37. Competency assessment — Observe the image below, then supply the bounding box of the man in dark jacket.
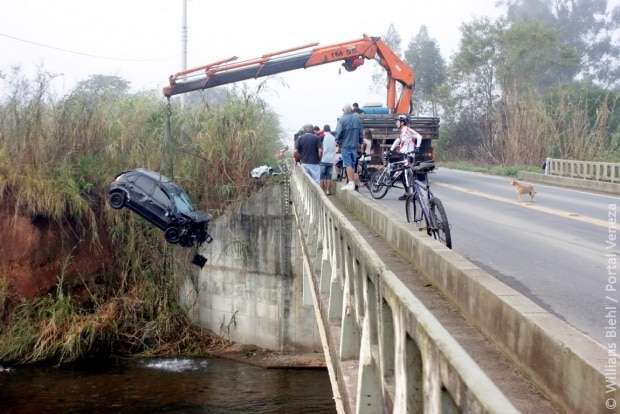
[295,124,323,183]
[335,104,363,191]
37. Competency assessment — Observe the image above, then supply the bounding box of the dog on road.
[511,179,536,201]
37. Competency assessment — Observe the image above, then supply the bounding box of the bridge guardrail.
[291,167,518,414]
[336,176,612,414]
[545,157,620,182]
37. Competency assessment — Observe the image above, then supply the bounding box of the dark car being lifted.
[108,169,212,247]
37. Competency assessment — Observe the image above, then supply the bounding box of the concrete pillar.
[340,246,360,360]
[381,298,396,399]
[393,306,408,414]
[311,209,324,274]
[319,215,332,295]
[422,339,441,414]
[302,256,313,307]
[405,333,424,413]
[355,313,384,414]
[353,259,365,325]
[364,276,379,346]
[328,229,343,321]
[326,220,339,297]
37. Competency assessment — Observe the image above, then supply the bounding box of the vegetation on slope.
[0,70,281,364]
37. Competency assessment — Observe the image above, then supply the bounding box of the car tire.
[109,191,126,209]
[165,227,181,244]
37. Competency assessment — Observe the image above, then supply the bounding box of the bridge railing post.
[340,243,361,360]
[319,212,332,294]
[353,259,365,329]
[328,226,344,322]
[355,311,384,413]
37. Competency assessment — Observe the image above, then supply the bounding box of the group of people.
[294,103,424,199]
[294,103,364,195]
[294,123,338,194]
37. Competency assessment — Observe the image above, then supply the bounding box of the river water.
[0,357,336,414]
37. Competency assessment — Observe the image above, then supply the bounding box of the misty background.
[1,0,619,162]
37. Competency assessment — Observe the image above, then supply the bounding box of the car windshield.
[172,191,194,215]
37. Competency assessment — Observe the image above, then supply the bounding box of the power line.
[0,32,173,62]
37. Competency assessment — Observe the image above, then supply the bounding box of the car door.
[147,185,172,229]
[130,176,159,224]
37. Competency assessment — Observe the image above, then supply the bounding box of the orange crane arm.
[164,35,416,114]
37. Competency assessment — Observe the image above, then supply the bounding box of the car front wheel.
[164,227,181,244]
[109,191,126,209]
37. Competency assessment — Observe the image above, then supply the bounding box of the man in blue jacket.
[335,104,363,191]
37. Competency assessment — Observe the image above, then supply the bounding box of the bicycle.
[404,160,452,248]
[357,152,375,186]
[368,150,412,199]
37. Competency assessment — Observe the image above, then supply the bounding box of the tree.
[404,26,447,116]
[501,0,620,87]
[372,24,402,92]
[445,18,505,160]
[73,75,130,99]
[496,20,579,93]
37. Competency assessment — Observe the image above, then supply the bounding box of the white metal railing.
[290,166,517,414]
[545,157,620,182]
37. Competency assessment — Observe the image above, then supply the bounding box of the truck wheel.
[165,227,180,244]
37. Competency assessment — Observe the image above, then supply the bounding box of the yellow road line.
[435,182,609,229]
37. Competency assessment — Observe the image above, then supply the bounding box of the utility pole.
[181,0,188,107]
[182,0,187,72]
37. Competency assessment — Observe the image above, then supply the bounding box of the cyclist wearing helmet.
[391,114,423,200]
[391,114,422,154]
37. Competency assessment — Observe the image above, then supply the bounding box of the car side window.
[134,176,156,195]
[152,187,171,207]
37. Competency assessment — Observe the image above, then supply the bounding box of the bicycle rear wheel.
[430,197,452,248]
[369,169,390,199]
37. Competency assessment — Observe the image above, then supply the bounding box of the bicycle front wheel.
[430,197,452,248]
[369,170,390,199]
[405,193,426,230]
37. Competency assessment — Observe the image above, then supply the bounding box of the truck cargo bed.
[360,115,439,163]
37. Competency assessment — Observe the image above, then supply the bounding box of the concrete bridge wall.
[180,183,321,352]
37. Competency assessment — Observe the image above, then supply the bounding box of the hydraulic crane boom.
[163,35,416,114]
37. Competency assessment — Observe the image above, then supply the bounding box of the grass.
[0,276,9,322]
[0,70,280,364]
[439,160,543,177]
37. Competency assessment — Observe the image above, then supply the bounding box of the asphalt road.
[359,168,619,345]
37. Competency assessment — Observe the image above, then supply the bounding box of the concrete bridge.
[181,166,615,414]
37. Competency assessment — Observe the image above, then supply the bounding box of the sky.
[0,0,514,138]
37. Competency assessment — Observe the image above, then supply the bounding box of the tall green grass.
[0,70,281,364]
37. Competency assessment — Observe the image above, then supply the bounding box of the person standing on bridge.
[320,124,337,195]
[295,124,323,184]
[336,104,363,191]
[391,114,423,200]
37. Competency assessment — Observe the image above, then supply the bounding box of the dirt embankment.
[0,206,113,301]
